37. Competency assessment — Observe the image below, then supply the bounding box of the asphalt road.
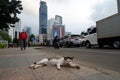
[38,46,120,73]
[1,47,120,80]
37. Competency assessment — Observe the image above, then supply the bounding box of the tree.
[80,31,88,36]
[0,32,12,42]
[0,0,23,30]
[13,38,18,44]
[87,28,92,33]
[29,34,35,41]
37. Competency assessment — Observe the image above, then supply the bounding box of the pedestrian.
[53,36,59,49]
[28,41,31,47]
[19,29,28,50]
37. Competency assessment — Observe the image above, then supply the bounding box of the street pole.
[117,0,120,13]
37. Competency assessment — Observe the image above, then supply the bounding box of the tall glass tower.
[39,1,47,34]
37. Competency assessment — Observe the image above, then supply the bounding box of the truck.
[85,13,120,49]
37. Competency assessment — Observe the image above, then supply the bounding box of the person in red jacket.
[19,29,28,50]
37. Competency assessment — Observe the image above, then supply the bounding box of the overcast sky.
[19,0,118,35]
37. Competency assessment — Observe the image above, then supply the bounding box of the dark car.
[8,42,13,48]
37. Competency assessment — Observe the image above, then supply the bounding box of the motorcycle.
[53,42,59,49]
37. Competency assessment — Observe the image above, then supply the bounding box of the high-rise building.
[47,15,65,40]
[39,0,48,43]
[55,15,63,24]
[39,1,47,34]
[47,18,57,40]
[53,24,65,39]
[9,20,21,40]
[25,27,31,36]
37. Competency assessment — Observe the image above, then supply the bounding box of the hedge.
[0,44,7,48]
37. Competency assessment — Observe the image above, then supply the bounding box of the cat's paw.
[33,67,36,70]
[57,68,61,70]
[29,65,33,69]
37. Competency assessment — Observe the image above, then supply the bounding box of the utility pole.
[117,0,120,13]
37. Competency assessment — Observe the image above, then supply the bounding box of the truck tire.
[113,40,120,49]
[85,41,91,48]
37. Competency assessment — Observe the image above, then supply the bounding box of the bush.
[0,32,12,42]
[0,44,7,48]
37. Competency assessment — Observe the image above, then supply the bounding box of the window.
[89,27,96,34]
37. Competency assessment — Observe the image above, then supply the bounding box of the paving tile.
[0,66,35,80]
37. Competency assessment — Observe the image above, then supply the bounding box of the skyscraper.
[55,15,63,24]
[53,24,65,39]
[39,0,47,34]
[47,18,57,40]
[9,20,21,40]
[25,27,31,36]
[47,15,65,40]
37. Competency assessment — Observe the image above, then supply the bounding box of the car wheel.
[113,40,120,49]
[82,42,85,46]
[66,42,69,47]
[85,41,91,48]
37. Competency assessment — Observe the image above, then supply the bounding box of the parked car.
[8,42,13,48]
[79,36,86,46]
[60,35,81,47]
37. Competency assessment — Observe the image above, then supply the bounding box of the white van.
[85,27,98,48]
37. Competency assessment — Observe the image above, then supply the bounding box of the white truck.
[85,13,120,48]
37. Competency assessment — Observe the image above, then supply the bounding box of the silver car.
[60,35,81,47]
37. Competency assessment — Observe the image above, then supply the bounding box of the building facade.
[39,1,47,34]
[47,18,57,40]
[55,15,63,24]
[25,27,31,36]
[9,20,21,40]
[53,24,65,39]
[47,15,65,40]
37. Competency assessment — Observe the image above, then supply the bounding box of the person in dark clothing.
[53,36,59,49]
[28,41,31,47]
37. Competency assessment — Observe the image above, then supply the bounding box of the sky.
[19,0,118,35]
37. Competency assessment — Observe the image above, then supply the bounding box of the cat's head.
[64,56,74,64]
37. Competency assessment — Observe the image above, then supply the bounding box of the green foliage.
[80,31,88,36]
[0,32,12,42]
[0,44,7,48]
[87,28,92,33]
[29,34,35,41]
[13,38,19,47]
[0,0,23,30]
[13,38,18,44]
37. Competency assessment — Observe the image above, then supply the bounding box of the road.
[38,47,120,73]
[0,47,120,80]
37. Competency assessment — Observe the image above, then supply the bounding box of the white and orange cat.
[29,56,80,70]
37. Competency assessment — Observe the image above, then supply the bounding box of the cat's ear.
[63,56,67,60]
[71,56,74,60]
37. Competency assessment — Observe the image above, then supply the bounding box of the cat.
[29,56,80,70]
